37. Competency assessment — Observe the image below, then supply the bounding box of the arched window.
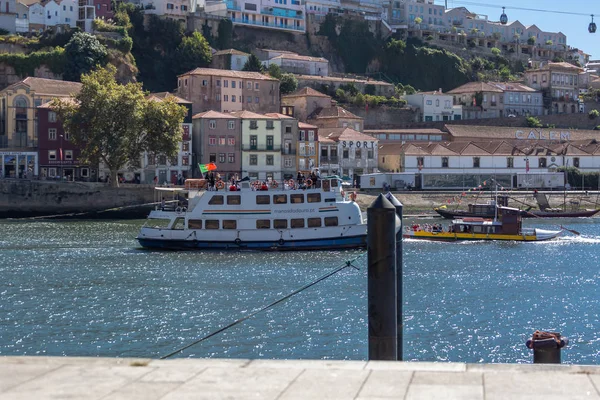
[14,97,28,109]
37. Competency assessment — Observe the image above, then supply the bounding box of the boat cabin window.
[274,219,287,229]
[324,198,336,203]
[472,226,484,234]
[227,195,241,205]
[322,180,331,191]
[208,195,224,205]
[273,194,287,204]
[324,217,338,227]
[256,219,271,229]
[172,218,185,230]
[331,179,339,187]
[291,218,304,228]
[222,220,237,229]
[307,193,321,203]
[290,194,304,204]
[188,219,202,229]
[307,218,321,228]
[256,195,270,205]
[205,220,219,229]
[144,218,171,229]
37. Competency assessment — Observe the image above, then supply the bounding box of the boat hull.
[525,209,600,218]
[436,208,600,219]
[137,235,367,251]
[403,228,561,242]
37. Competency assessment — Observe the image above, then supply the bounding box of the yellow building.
[0,77,81,178]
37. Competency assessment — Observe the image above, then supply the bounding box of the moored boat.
[406,206,563,242]
[137,176,397,251]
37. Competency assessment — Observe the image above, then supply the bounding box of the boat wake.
[551,235,600,245]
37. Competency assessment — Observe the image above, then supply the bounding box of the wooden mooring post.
[386,192,404,361]
[367,194,398,360]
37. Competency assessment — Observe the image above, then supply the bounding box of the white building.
[261,52,329,76]
[224,0,305,33]
[0,0,17,33]
[405,90,462,122]
[140,0,190,21]
[318,127,378,179]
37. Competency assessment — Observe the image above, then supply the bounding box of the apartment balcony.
[320,156,338,164]
[230,17,305,32]
[242,145,278,151]
[262,7,303,19]
[226,0,240,10]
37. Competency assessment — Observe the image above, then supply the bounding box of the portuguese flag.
[198,162,217,174]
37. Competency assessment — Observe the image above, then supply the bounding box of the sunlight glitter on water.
[0,218,599,364]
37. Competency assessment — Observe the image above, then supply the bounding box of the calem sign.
[515,130,571,141]
[341,140,376,148]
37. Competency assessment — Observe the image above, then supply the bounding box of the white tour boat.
[137,176,386,250]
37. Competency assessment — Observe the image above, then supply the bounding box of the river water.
[1,217,599,364]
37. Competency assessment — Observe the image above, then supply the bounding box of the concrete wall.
[344,103,600,130]
[343,105,420,129]
[0,181,155,217]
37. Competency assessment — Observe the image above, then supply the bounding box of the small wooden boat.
[435,194,600,219]
[406,206,563,242]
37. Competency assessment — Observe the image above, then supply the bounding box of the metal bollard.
[367,194,398,361]
[385,192,403,361]
[526,330,568,364]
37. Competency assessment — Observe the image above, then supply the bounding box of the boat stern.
[534,228,563,241]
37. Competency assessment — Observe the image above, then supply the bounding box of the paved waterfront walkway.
[2,356,600,399]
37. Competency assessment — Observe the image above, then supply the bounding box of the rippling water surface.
[1,217,599,364]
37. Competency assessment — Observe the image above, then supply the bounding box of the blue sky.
[440,0,600,59]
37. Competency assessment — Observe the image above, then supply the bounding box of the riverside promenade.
[2,357,600,399]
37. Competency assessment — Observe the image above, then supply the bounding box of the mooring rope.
[159,251,366,359]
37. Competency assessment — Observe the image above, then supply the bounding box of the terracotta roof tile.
[298,122,318,129]
[447,82,503,94]
[228,110,277,119]
[318,127,378,143]
[446,125,600,141]
[3,77,82,97]
[192,110,239,119]
[179,68,278,81]
[148,92,192,104]
[282,87,330,99]
[309,106,362,120]
[213,48,250,56]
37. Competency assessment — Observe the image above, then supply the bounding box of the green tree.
[267,63,282,79]
[414,17,422,25]
[175,31,212,74]
[404,84,416,95]
[280,73,298,95]
[491,47,501,56]
[353,92,365,106]
[527,36,536,46]
[545,40,553,45]
[217,19,233,49]
[52,65,187,187]
[589,109,600,119]
[526,116,543,128]
[63,32,108,82]
[242,54,264,72]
